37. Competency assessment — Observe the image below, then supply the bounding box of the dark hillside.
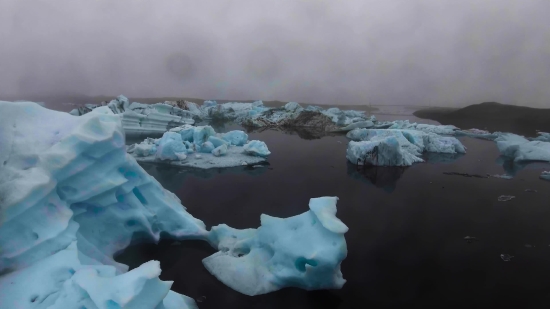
[414,102,550,136]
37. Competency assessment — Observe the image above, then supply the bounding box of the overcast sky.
[1,0,549,107]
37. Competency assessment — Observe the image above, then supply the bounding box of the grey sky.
[1,0,549,107]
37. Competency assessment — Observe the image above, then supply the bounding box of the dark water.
[116,123,550,309]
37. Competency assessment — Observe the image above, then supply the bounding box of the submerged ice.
[0,101,349,308]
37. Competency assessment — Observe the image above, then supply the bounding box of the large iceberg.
[495,133,550,163]
[0,101,348,308]
[69,95,195,134]
[128,125,271,168]
[346,129,466,166]
[204,197,348,296]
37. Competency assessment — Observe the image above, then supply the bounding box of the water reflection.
[243,126,342,140]
[139,162,269,192]
[423,152,465,164]
[496,156,550,176]
[347,162,407,193]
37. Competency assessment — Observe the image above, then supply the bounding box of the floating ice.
[243,140,271,157]
[204,197,348,296]
[533,132,550,142]
[500,254,514,262]
[346,129,466,166]
[240,103,370,132]
[456,128,503,140]
[130,126,269,168]
[492,174,513,180]
[498,195,515,202]
[381,120,459,135]
[495,133,550,163]
[541,171,550,181]
[0,101,349,308]
[69,95,195,133]
[222,130,249,146]
[0,101,206,308]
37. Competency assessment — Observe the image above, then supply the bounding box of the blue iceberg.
[346,129,466,166]
[204,197,348,296]
[130,126,271,168]
[0,101,349,308]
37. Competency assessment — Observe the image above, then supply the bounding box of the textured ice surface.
[0,102,349,308]
[243,140,271,157]
[456,128,503,140]
[222,130,249,146]
[204,197,348,296]
[495,133,550,162]
[239,102,369,132]
[346,129,466,166]
[69,95,195,134]
[381,120,459,135]
[0,101,205,308]
[533,132,550,142]
[130,126,270,168]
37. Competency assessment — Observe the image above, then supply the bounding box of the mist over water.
[1,0,550,107]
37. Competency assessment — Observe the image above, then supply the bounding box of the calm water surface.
[117,119,550,309]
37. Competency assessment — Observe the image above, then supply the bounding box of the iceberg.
[204,197,348,296]
[240,102,371,133]
[533,132,550,142]
[346,129,466,166]
[129,126,271,168]
[541,171,550,181]
[69,95,195,134]
[495,133,550,163]
[222,130,249,146]
[242,140,271,157]
[0,101,349,308]
[456,128,503,140]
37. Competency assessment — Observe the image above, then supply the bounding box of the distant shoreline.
[414,102,550,136]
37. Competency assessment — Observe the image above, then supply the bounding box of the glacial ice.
[455,128,503,140]
[533,132,550,142]
[495,133,550,162]
[0,101,349,308]
[204,197,348,296]
[346,129,466,166]
[129,126,271,168]
[222,130,249,146]
[69,95,195,134]
[379,120,459,135]
[239,101,371,132]
[242,140,271,157]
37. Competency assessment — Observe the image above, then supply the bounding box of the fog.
[1,0,549,107]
